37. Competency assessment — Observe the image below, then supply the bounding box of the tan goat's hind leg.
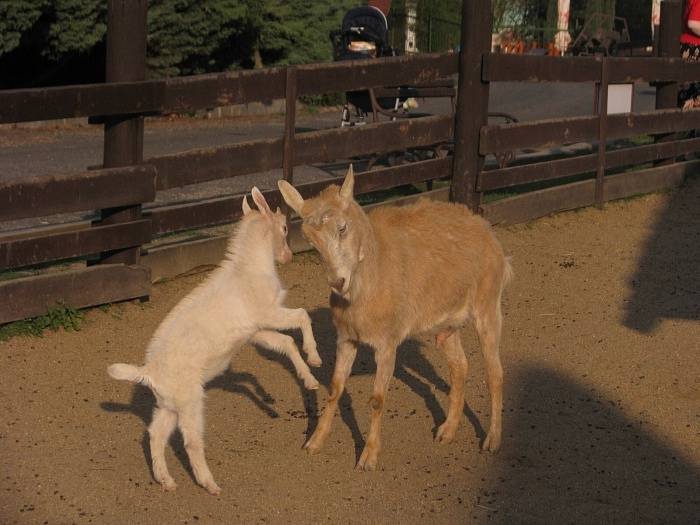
[475,305,504,452]
[149,407,178,491]
[357,347,397,471]
[250,330,319,390]
[435,332,468,444]
[177,399,221,495]
[304,340,357,454]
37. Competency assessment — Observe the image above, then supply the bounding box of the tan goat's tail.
[107,363,153,389]
[503,256,514,288]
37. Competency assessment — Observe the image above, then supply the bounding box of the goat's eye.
[338,223,348,236]
[282,225,288,236]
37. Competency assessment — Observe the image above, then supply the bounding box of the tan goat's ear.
[277,180,305,216]
[340,163,354,202]
[242,195,252,216]
[251,186,272,216]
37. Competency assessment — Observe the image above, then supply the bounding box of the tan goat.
[278,166,512,470]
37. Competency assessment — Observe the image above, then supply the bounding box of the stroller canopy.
[341,6,389,46]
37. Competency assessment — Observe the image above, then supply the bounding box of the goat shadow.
[100,305,487,472]
[268,307,486,463]
[100,370,279,483]
[623,174,700,332]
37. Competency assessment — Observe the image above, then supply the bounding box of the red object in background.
[369,0,392,16]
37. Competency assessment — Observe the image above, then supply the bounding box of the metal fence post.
[450,0,492,210]
[98,0,148,265]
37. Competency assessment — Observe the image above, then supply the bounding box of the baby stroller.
[330,5,408,126]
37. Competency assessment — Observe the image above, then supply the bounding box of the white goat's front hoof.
[159,478,177,492]
[305,349,322,368]
[204,481,221,496]
[303,375,320,390]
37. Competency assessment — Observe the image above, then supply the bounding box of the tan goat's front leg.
[264,308,321,367]
[304,340,357,454]
[356,345,397,471]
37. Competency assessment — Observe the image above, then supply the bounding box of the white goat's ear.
[242,195,252,216]
[277,180,305,216]
[275,206,282,215]
[251,186,272,216]
[340,164,354,202]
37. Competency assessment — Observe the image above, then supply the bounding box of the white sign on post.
[606,84,634,115]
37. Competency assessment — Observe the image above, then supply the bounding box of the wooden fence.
[1,0,699,324]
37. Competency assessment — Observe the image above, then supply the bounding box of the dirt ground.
[1,178,699,525]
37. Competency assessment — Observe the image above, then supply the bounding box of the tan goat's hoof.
[482,432,502,452]
[435,422,458,444]
[303,439,322,455]
[356,448,378,471]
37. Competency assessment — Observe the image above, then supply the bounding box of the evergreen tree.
[44,0,106,59]
[0,0,46,56]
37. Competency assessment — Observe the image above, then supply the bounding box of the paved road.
[0,82,657,232]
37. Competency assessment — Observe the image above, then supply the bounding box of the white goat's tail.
[503,256,514,288]
[107,363,152,389]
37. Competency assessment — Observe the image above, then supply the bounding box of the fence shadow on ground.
[100,370,278,484]
[624,175,700,332]
[481,366,700,523]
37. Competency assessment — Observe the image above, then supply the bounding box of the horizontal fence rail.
[480,107,700,154]
[479,136,700,191]
[148,157,453,235]
[0,165,156,221]
[0,219,151,271]
[483,54,700,83]
[0,264,150,324]
[150,115,453,190]
[0,53,458,124]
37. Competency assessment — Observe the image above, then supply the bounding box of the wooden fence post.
[595,57,609,207]
[656,0,681,110]
[282,66,297,214]
[450,0,492,210]
[97,0,148,265]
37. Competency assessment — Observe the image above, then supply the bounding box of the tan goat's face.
[243,187,293,264]
[278,166,363,296]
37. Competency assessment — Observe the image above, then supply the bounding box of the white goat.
[279,166,511,471]
[107,188,321,495]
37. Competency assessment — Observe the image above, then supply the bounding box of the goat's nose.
[329,277,345,292]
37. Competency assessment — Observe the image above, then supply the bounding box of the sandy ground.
[1,178,699,524]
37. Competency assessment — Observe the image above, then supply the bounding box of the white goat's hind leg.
[475,304,504,452]
[435,332,468,445]
[251,330,319,390]
[177,398,221,495]
[266,308,321,367]
[149,407,178,491]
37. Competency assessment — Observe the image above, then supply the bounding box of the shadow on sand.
[623,175,700,332]
[100,371,279,482]
[479,365,699,523]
